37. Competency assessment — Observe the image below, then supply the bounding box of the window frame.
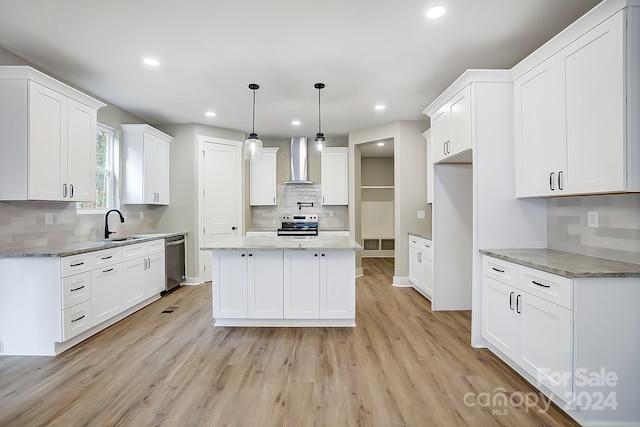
[76,123,119,215]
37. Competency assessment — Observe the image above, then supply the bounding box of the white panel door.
[66,98,96,202]
[248,251,283,318]
[202,141,242,282]
[213,251,248,318]
[514,57,565,197]
[319,251,355,319]
[482,277,520,360]
[563,11,625,194]
[520,292,573,403]
[284,251,320,318]
[28,81,66,200]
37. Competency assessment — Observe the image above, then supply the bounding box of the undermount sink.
[108,236,145,242]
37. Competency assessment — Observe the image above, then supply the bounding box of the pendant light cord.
[317,86,321,134]
[252,88,256,135]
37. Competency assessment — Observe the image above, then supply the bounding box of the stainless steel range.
[277,214,319,236]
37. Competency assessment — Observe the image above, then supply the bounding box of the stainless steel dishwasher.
[165,235,185,292]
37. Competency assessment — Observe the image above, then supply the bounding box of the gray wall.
[548,194,640,264]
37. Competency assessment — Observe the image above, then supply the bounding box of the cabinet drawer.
[409,235,426,248]
[90,248,121,269]
[61,254,91,277]
[121,243,145,261]
[520,267,573,309]
[62,300,92,341]
[146,239,165,255]
[62,272,91,309]
[483,256,515,286]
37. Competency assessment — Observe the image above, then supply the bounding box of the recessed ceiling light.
[426,6,446,19]
[374,104,386,111]
[205,111,216,117]
[377,142,385,147]
[143,57,160,67]
[291,120,301,126]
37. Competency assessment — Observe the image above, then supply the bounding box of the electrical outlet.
[417,210,426,219]
[588,211,599,228]
[139,212,144,220]
[45,213,53,225]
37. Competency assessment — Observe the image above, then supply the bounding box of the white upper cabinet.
[514,8,640,197]
[122,124,173,205]
[321,147,348,205]
[422,129,433,204]
[429,85,472,164]
[0,67,105,201]
[250,147,279,206]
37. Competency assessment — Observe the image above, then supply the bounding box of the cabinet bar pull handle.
[558,171,563,190]
[101,255,113,260]
[70,184,74,198]
[314,254,318,257]
[103,268,114,273]
[71,315,85,323]
[509,292,514,310]
[516,295,522,313]
[531,280,550,288]
[70,285,85,292]
[143,258,148,270]
[248,253,253,257]
[549,172,555,191]
[491,267,505,273]
[70,262,84,267]
[321,253,325,257]
[241,253,246,257]
[63,183,68,197]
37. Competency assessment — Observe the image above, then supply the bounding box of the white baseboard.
[393,276,411,287]
[355,267,363,277]
[183,276,204,285]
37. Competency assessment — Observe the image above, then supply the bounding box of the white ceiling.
[0,0,601,139]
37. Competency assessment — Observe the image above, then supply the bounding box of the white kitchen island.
[202,236,361,327]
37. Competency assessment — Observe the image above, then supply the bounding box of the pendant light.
[244,83,263,160]
[314,83,325,151]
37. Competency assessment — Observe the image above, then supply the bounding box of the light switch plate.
[417,210,426,219]
[139,212,144,220]
[45,213,53,225]
[588,211,599,228]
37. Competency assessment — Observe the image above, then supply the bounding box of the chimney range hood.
[283,137,314,184]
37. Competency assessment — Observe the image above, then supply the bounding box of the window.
[77,124,117,213]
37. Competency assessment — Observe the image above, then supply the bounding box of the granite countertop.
[480,248,640,278]
[202,236,362,251]
[409,231,432,241]
[0,232,188,258]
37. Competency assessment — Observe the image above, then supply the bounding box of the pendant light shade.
[314,83,325,151]
[244,83,263,160]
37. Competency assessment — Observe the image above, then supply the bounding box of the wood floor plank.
[0,258,577,426]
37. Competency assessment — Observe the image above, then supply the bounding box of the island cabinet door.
[213,251,248,318]
[284,251,320,318]
[248,251,284,319]
[319,251,355,319]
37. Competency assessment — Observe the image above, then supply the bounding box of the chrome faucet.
[104,209,125,239]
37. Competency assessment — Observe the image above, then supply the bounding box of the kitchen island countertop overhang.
[203,236,361,327]
[201,235,362,252]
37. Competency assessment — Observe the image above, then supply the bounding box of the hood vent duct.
[284,137,314,184]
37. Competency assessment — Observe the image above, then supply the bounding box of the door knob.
[232,226,236,230]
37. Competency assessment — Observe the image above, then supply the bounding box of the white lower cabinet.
[482,258,573,403]
[122,241,166,310]
[284,251,320,318]
[212,249,356,325]
[408,235,433,300]
[122,257,147,310]
[319,251,355,319]
[91,263,123,326]
[213,251,249,318]
[248,251,284,319]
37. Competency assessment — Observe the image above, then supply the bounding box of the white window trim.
[77,123,120,215]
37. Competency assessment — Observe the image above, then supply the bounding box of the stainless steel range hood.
[283,136,314,184]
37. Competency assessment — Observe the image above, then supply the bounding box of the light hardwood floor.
[0,258,577,426]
